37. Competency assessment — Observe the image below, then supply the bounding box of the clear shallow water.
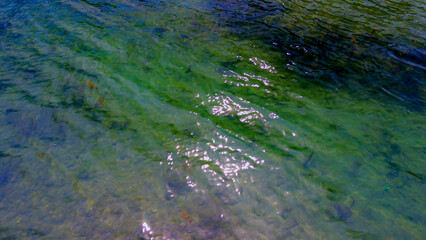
[0,0,425,239]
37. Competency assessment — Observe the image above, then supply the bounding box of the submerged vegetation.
[0,0,424,239]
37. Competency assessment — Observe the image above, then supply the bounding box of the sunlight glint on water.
[0,0,424,239]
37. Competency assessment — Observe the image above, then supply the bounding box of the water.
[0,0,425,239]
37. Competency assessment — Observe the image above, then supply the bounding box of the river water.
[0,0,425,239]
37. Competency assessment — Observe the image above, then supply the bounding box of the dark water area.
[0,0,425,239]
[207,0,425,109]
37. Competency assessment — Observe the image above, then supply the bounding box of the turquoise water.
[0,0,425,239]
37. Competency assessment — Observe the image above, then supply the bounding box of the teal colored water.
[0,0,425,239]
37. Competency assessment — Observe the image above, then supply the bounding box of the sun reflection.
[207,93,267,125]
[166,128,266,193]
[186,176,197,188]
[269,113,279,119]
[249,57,277,73]
[168,92,298,194]
[221,69,273,88]
[141,221,155,239]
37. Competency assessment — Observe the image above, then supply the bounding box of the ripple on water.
[0,0,425,239]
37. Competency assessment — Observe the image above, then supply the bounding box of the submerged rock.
[332,203,353,221]
[326,197,355,222]
[152,27,169,35]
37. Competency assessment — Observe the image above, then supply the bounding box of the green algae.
[0,0,424,239]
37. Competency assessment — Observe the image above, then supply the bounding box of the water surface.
[0,0,425,239]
